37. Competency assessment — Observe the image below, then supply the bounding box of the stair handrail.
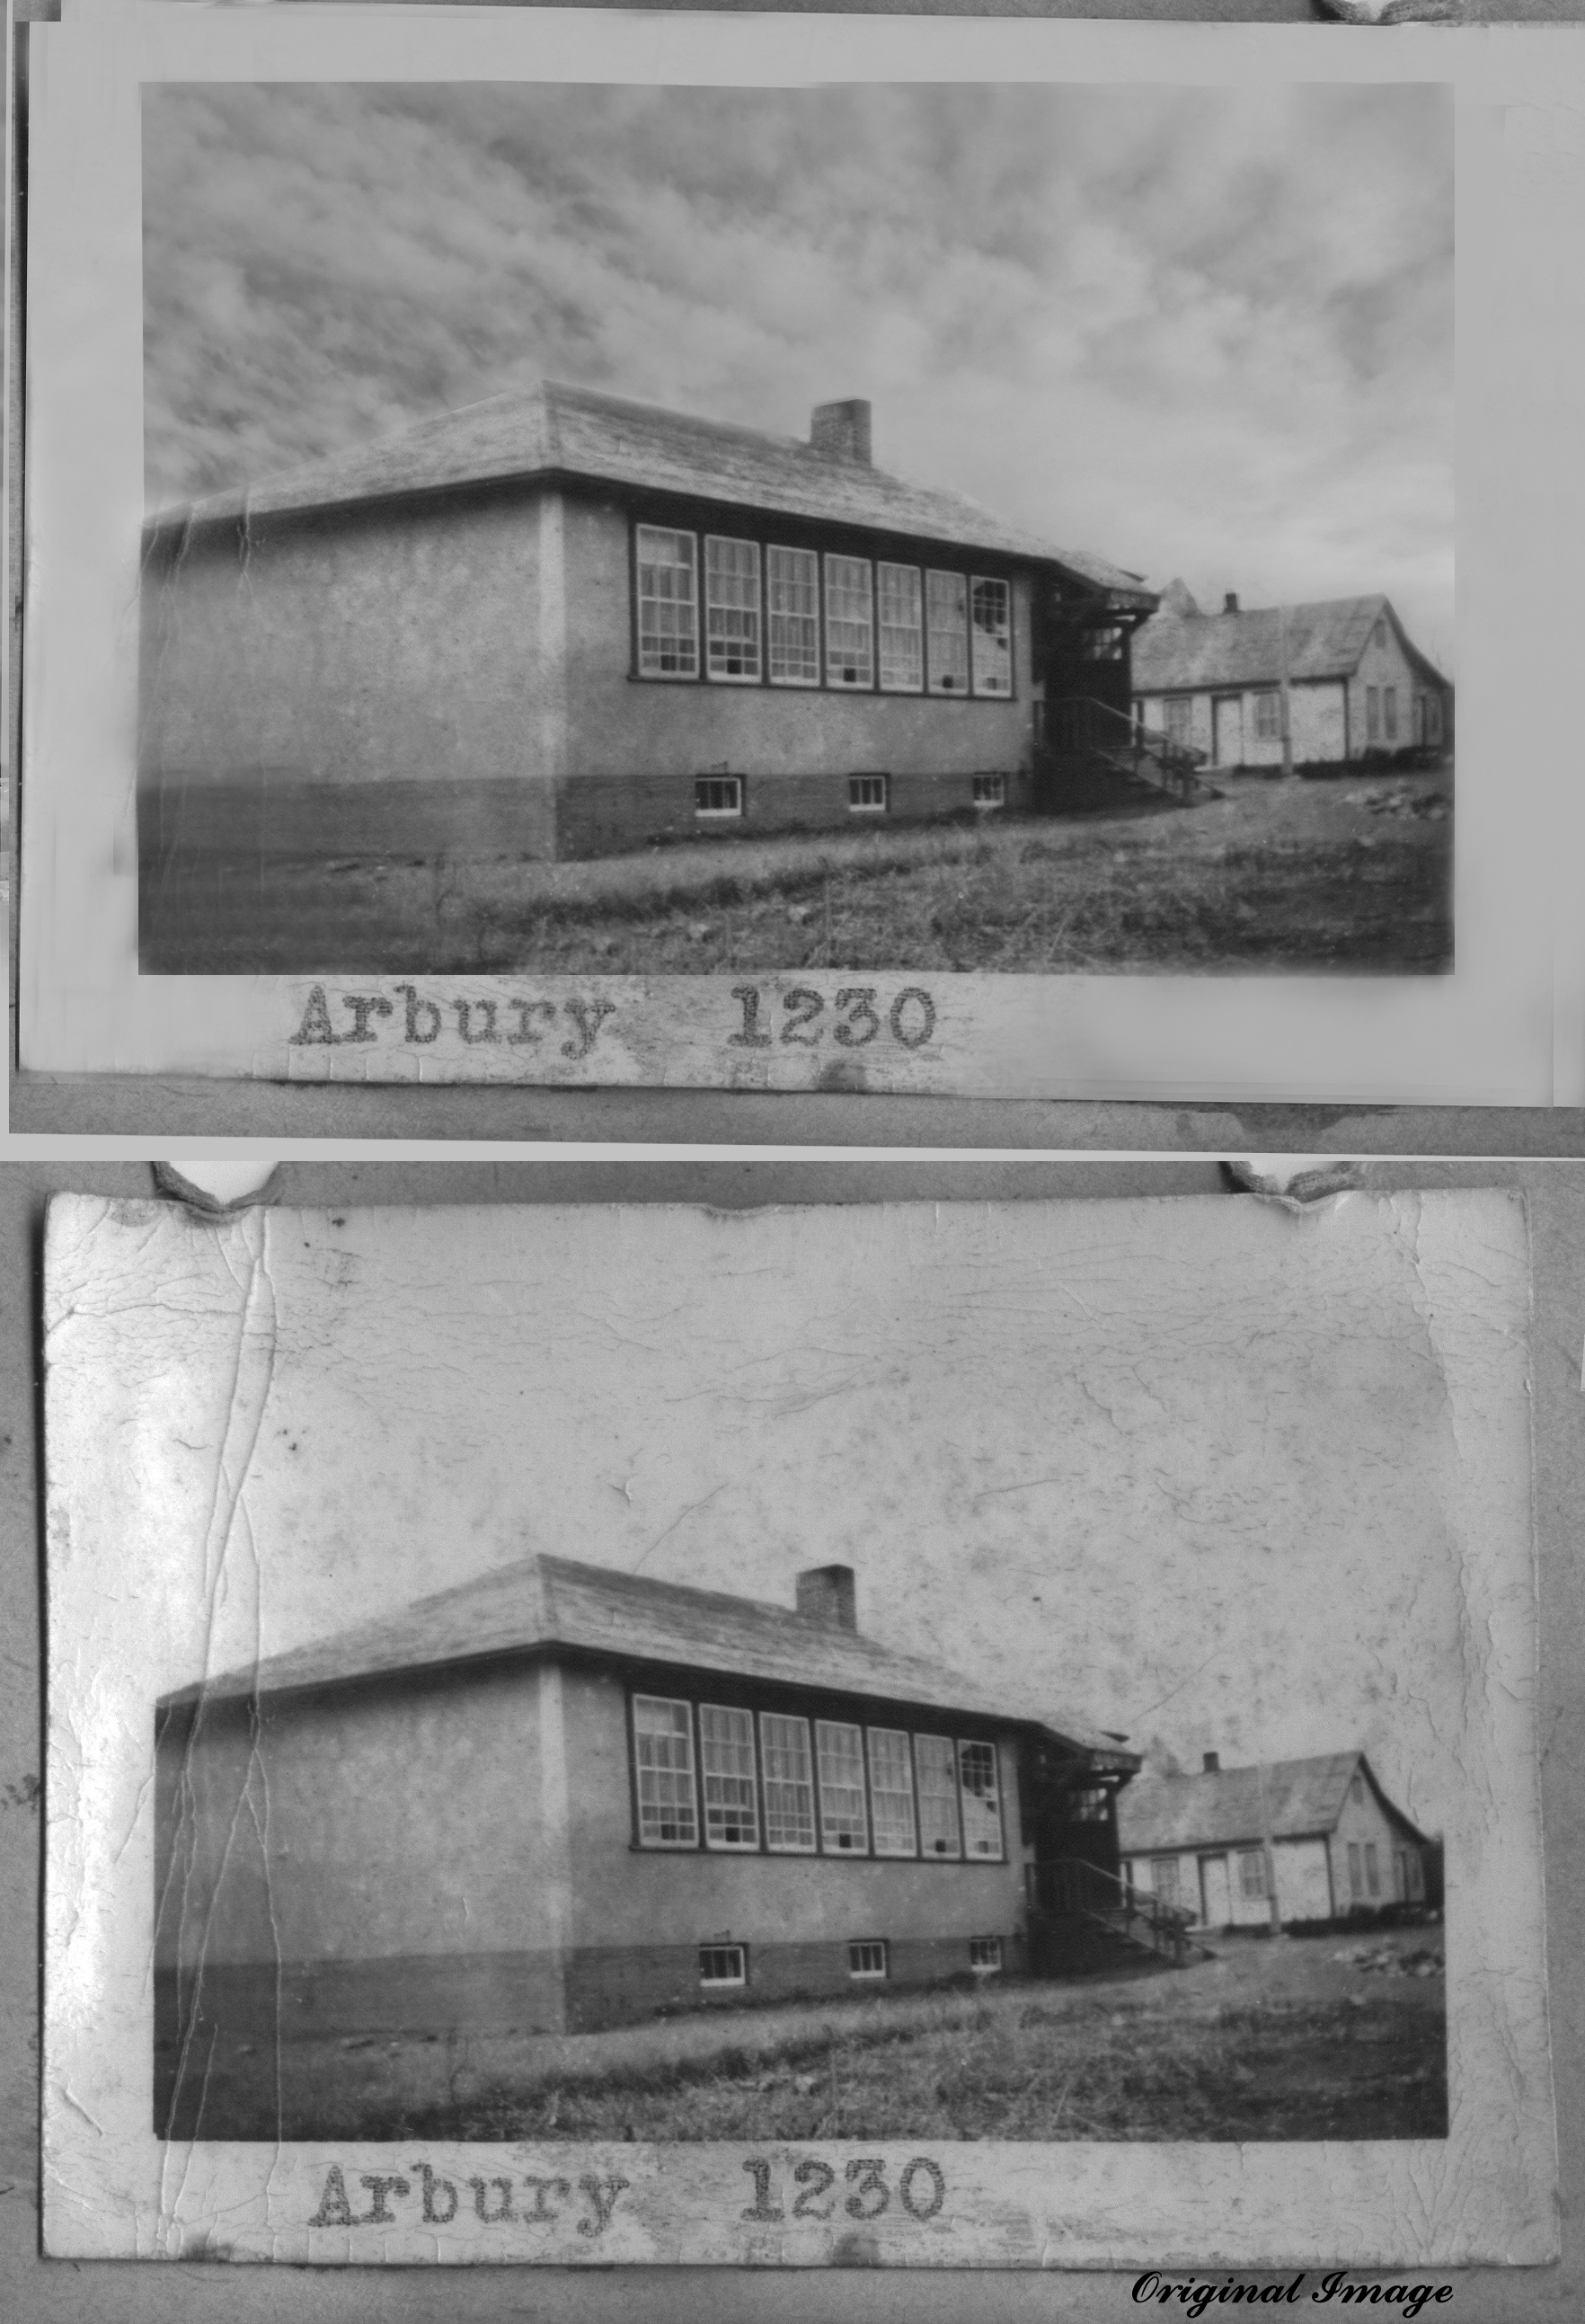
[1026,1856,1197,1963]
[1051,693,1209,778]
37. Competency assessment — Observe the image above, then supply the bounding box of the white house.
[1118,1750,1432,1932]
[1131,584,1453,772]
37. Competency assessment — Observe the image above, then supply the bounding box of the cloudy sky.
[145,80,1454,665]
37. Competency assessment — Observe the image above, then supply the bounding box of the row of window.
[692,771,1005,822]
[1366,687,1399,744]
[1156,687,1442,750]
[632,1694,1005,1861]
[635,525,1014,699]
[1146,1849,1268,1906]
[1143,1836,1420,1910]
[697,1936,1004,1989]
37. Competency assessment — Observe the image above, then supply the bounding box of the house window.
[878,563,924,692]
[1350,1776,1364,1805]
[1364,1842,1380,1898]
[848,775,889,812]
[1151,1856,1182,1904]
[1366,687,1381,742]
[1239,1849,1267,1900]
[1373,618,1386,648]
[848,1940,889,1980]
[699,1704,758,1849]
[633,1694,698,1848]
[972,774,1005,808]
[825,554,874,688]
[914,1734,962,1858]
[695,776,743,819]
[635,526,698,679]
[1426,696,1442,744]
[760,1711,817,1853]
[867,1728,917,1858]
[969,1937,1003,1974]
[1347,1841,1364,1900]
[815,1719,869,1851]
[1383,687,1398,742]
[704,536,761,683]
[970,578,1012,696]
[1253,691,1280,741]
[926,572,970,695]
[699,1945,747,1988]
[1405,1852,1425,1903]
[1164,696,1193,746]
[767,545,820,687]
[957,1740,1004,1861]
[1082,625,1125,661]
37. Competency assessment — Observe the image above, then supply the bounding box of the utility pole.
[1277,600,1295,779]
[1256,1755,1284,1935]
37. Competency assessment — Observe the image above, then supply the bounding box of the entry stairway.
[1025,1858,1202,1976]
[1048,696,1221,808]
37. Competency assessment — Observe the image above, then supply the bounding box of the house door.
[1212,696,1244,767]
[1199,1854,1231,1929]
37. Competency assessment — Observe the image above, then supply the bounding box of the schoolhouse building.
[153,1555,1139,2117]
[1131,583,1453,772]
[138,381,1156,868]
[1117,1750,1432,1933]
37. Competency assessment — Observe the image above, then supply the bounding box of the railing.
[1049,696,1210,799]
[1026,1857,1199,1965]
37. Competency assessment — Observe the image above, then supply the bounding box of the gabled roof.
[1116,1752,1430,1854]
[1132,591,1450,696]
[146,379,1156,609]
[160,1552,1138,1766]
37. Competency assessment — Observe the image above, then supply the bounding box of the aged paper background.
[40,1188,1552,2266]
[13,4,1585,1108]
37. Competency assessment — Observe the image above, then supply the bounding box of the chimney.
[1223,592,1239,616]
[810,399,872,466]
[796,1565,857,1632]
[1202,1751,1220,1773]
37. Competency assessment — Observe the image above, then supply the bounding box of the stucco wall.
[558,1666,1030,2022]
[554,492,1037,850]
[138,486,561,862]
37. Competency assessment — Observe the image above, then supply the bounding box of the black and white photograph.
[137,79,1455,982]
[42,1190,1551,2266]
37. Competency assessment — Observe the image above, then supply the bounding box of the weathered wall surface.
[1136,679,1347,769]
[1330,1775,1420,1910]
[1348,616,1449,756]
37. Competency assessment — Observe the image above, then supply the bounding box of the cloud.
[144,79,1453,659]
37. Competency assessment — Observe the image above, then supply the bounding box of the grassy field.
[160,1926,1446,2145]
[140,767,1453,977]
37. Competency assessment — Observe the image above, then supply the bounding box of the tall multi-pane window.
[1239,1849,1267,1899]
[1348,1841,1364,1899]
[759,1711,817,1852]
[1366,687,1381,741]
[1152,1857,1181,1904]
[1253,692,1280,741]
[877,563,923,692]
[970,578,1012,696]
[635,527,698,679]
[867,1728,917,1857]
[824,555,874,688]
[698,1705,758,1849]
[914,1734,961,1858]
[815,1719,869,1851]
[767,546,820,686]
[704,536,761,683]
[633,1694,698,1847]
[1364,1841,1380,1897]
[926,572,970,695]
[958,1740,1004,1860]
[1383,687,1398,742]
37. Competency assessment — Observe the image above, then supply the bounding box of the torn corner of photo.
[38,1189,1557,2267]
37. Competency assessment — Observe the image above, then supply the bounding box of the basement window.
[695,776,743,819]
[926,571,970,695]
[699,1704,759,1850]
[847,775,889,812]
[914,1734,962,1858]
[704,536,762,683]
[848,1940,889,1981]
[970,578,1013,696]
[825,554,874,687]
[1239,1849,1267,1900]
[972,774,1005,808]
[815,1719,870,1851]
[958,1740,1005,1861]
[633,1694,699,1849]
[969,1937,1003,1974]
[699,1945,747,1989]
[635,525,698,679]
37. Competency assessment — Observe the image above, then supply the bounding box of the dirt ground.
[158,1924,1447,2145]
[139,766,1453,977]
